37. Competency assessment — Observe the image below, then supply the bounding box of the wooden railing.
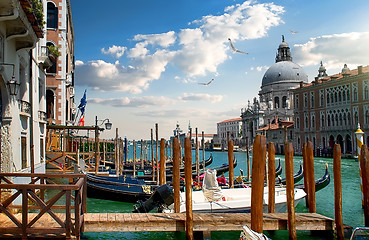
[0,173,86,239]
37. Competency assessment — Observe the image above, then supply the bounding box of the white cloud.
[89,96,174,108]
[76,1,285,93]
[101,45,127,58]
[293,32,369,69]
[179,93,223,103]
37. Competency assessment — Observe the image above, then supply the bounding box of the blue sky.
[71,0,369,140]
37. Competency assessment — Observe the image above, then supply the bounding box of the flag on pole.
[78,115,85,126]
[78,90,87,126]
[78,90,87,115]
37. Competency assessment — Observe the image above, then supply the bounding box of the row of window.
[295,82,368,109]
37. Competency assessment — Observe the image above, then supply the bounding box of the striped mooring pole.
[355,123,365,207]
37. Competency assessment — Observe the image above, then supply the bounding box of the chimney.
[299,81,303,88]
[358,65,363,75]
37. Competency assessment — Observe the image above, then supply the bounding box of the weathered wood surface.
[0,213,333,232]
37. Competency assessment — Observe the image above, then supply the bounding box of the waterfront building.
[215,117,242,150]
[293,64,369,156]
[171,123,215,150]
[255,116,294,154]
[240,36,308,147]
[0,0,49,173]
[46,0,75,125]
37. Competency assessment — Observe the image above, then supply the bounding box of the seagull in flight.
[289,30,298,34]
[198,79,214,86]
[228,38,248,54]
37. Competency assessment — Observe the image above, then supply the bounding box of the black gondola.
[276,161,304,185]
[295,163,330,192]
[86,173,155,203]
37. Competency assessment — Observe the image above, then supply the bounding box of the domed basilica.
[240,36,308,147]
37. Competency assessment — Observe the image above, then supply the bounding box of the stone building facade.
[46,0,75,125]
[241,36,308,148]
[293,64,369,156]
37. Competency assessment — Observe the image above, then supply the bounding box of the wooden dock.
[0,212,334,236]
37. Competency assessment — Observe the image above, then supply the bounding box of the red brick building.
[293,64,369,157]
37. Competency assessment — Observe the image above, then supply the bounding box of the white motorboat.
[165,169,306,213]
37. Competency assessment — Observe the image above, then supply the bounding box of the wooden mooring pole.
[285,142,297,240]
[302,143,309,208]
[360,145,369,227]
[156,123,159,185]
[306,141,316,213]
[184,137,194,240]
[228,140,234,188]
[151,128,155,182]
[333,144,344,240]
[251,135,266,233]
[172,138,180,213]
[160,138,166,185]
[133,140,136,178]
[268,142,275,213]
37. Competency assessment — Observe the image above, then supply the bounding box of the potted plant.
[47,45,60,62]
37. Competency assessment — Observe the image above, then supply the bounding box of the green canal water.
[82,150,363,239]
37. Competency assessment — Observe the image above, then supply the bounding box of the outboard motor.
[133,184,174,213]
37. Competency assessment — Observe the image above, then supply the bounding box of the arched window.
[321,94,324,106]
[327,115,331,127]
[321,115,325,127]
[343,92,346,102]
[282,96,287,108]
[335,92,338,102]
[344,113,347,125]
[348,112,351,125]
[365,86,369,100]
[326,93,330,104]
[305,117,309,129]
[274,96,279,108]
[312,116,315,128]
[347,90,350,101]
[47,2,58,29]
[354,89,358,102]
[355,112,359,125]
[366,110,369,124]
[335,114,339,126]
[339,113,343,125]
[330,93,334,104]
[46,42,57,74]
[296,117,300,129]
[339,92,342,102]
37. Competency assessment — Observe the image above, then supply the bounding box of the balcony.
[0,0,43,50]
[38,46,53,69]
[18,99,31,117]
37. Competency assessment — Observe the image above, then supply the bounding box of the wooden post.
[173,138,180,213]
[306,141,316,212]
[141,139,144,169]
[228,140,234,188]
[246,136,250,181]
[185,137,194,240]
[285,142,297,240]
[160,138,166,185]
[333,144,344,239]
[151,128,155,181]
[360,145,369,226]
[31,144,35,174]
[268,142,275,213]
[302,143,309,208]
[156,123,159,185]
[103,141,106,166]
[115,128,119,176]
[195,128,199,182]
[133,140,136,178]
[202,131,205,172]
[251,135,266,233]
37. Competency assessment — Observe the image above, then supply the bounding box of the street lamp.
[0,63,20,96]
[95,116,112,131]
